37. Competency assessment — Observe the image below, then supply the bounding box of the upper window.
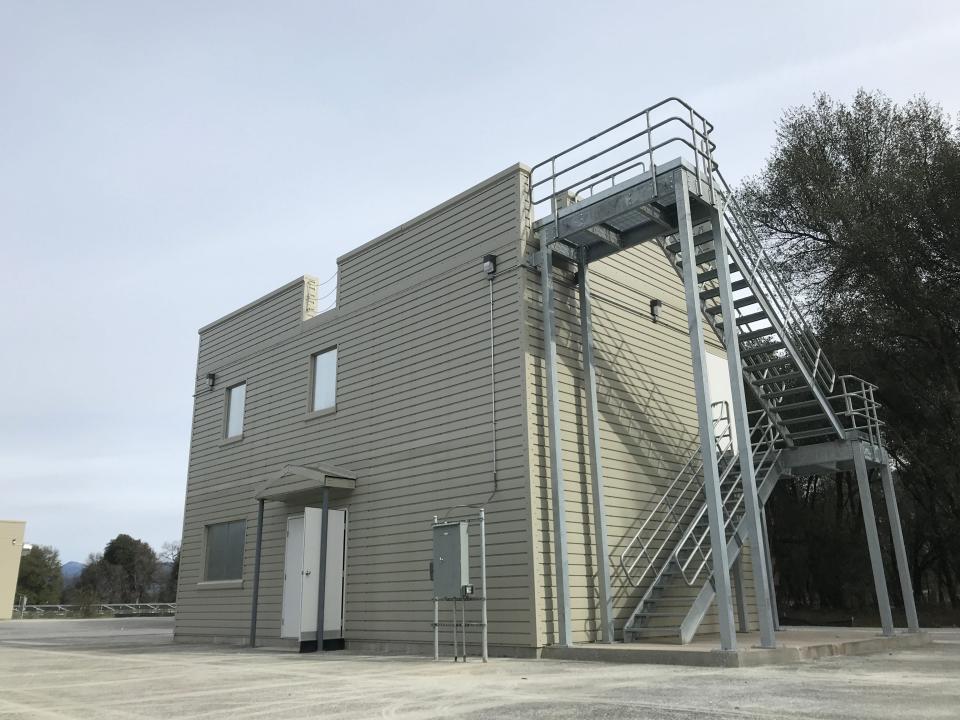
[225,383,246,438]
[203,520,245,581]
[311,348,337,412]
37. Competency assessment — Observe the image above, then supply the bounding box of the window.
[225,383,246,438]
[311,348,337,412]
[203,520,245,581]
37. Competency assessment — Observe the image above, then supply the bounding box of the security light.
[206,372,216,390]
[650,298,663,323]
[482,254,497,277]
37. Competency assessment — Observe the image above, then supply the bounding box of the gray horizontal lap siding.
[176,167,538,650]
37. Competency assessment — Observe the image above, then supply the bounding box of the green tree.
[69,535,161,605]
[15,545,63,605]
[741,90,960,613]
[159,541,180,602]
[102,534,158,602]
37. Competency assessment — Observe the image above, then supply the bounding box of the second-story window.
[225,383,246,438]
[311,348,337,412]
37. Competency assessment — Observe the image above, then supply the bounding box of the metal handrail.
[529,98,718,215]
[832,374,884,445]
[673,411,782,586]
[712,171,838,395]
[13,602,176,618]
[618,402,732,590]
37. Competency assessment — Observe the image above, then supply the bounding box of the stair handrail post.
[676,171,737,651]
[646,109,657,197]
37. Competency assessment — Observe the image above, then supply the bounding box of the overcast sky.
[3,1,959,564]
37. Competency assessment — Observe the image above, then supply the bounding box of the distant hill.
[61,561,85,586]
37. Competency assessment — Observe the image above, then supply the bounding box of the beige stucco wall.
[0,521,26,620]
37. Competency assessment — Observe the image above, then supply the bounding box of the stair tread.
[752,372,805,385]
[665,236,713,254]
[786,427,839,439]
[718,311,768,330]
[706,296,756,314]
[758,385,812,400]
[778,412,831,424]
[772,399,822,411]
[741,342,785,358]
[694,263,738,284]
[748,356,796,371]
[700,279,748,299]
[739,327,777,343]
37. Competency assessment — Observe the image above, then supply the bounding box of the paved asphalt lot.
[1,618,958,719]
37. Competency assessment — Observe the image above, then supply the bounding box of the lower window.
[204,520,246,581]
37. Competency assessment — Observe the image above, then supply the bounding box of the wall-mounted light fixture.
[482,254,497,277]
[650,298,663,323]
[206,373,216,390]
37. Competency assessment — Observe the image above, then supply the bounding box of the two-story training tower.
[174,98,920,656]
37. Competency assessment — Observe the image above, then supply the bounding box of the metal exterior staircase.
[662,195,846,449]
[528,98,887,643]
[619,407,784,641]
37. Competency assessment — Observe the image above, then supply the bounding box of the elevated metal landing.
[780,434,887,475]
[533,158,712,264]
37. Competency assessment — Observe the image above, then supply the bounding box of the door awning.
[254,463,357,502]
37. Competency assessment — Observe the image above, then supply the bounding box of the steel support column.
[540,242,573,647]
[852,443,895,636]
[880,463,920,632]
[316,485,330,651]
[710,206,776,648]
[248,498,265,648]
[577,248,614,643]
[676,173,736,651]
[760,508,781,631]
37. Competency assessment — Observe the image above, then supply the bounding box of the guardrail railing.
[529,97,718,222]
[714,172,838,396]
[12,603,176,618]
[673,409,782,587]
[834,374,884,446]
[618,401,732,591]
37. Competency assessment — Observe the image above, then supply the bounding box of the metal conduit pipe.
[483,257,499,503]
[489,275,498,494]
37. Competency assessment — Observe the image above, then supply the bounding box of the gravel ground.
[1,618,958,719]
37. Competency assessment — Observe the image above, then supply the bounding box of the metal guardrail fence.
[618,406,785,594]
[673,409,782,587]
[529,97,717,216]
[12,603,176,618]
[618,401,732,590]
[834,374,884,445]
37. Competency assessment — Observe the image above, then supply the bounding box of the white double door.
[281,507,346,641]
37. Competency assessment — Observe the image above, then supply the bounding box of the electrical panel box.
[432,521,470,599]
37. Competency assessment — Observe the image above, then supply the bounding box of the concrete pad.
[542,626,934,667]
[1,619,958,719]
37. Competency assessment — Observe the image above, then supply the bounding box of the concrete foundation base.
[541,627,932,667]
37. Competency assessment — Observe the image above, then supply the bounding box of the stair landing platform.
[540,627,931,668]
